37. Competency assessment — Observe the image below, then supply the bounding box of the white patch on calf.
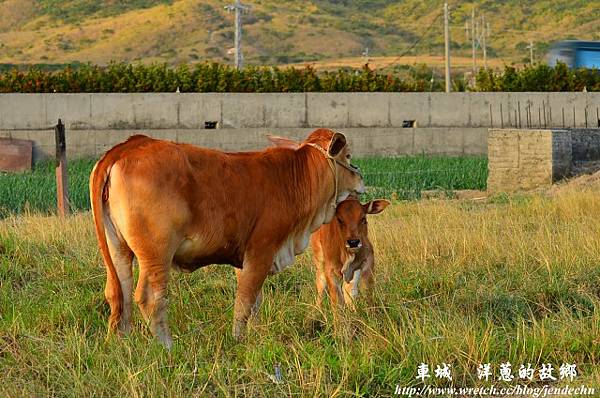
[349,269,361,298]
[342,269,361,309]
[340,254,356,282]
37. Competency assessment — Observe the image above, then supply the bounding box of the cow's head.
[337,198,390,281]
[326,132,365,201]
[267,129,365,202]
[336,198,390,253]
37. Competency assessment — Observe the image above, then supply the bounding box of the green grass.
[0,158,96,217]
[1,188,600,395]
[0,156,487,217]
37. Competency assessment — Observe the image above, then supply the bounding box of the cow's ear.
[267,135,300,149]
[327,132,347,157]
[364,199,390,214]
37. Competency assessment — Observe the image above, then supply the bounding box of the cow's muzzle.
[354,180,366,195]
[346,239,361,248]
[345,239,362,253]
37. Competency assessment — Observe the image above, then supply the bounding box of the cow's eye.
[346,154,351,160]
[361,217,367,224]
[336,216,345,226]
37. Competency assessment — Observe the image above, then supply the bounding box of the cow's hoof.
[118,322,132,336]
[160,336,173,351]
[154,330,173,350]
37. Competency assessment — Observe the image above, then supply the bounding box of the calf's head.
[336,198,390,254]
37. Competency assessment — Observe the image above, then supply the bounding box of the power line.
[377,11,443,70]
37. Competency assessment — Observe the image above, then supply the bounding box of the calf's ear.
[267,135,300,149]
[327,132,347,157]
[364,199,391,214]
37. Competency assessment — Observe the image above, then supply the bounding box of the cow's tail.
[90,156,122,333]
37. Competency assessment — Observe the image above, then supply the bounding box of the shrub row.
[0,63,427,93]
[475,62,600,92]
[0,62,597,93]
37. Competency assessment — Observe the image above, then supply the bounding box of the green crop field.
[0,159,96,217]
[1,185,600,396]
[0,156,487,217]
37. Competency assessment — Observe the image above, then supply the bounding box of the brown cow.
[89,129,364,348]
[310,197,390,310]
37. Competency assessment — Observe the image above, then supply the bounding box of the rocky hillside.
[0,0,597,68]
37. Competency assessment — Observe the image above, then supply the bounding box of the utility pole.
[483,21,489,69]
[444,3,451,92]
[527,40,534,66]
[225,0,249,69]
[471,7,476,74]
[478,14,489,70]
[362,47,370,64]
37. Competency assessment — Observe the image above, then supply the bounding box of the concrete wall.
[0,127,488,161]
[488,129,572,192]
[0,93,598,131]
[0,92,598,161]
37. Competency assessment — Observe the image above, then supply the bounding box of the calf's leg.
[314,256,327,309]
[342,269,361,311]
[325,267,345,307]
[359,257,375,306]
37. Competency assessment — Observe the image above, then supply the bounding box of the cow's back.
[102,136,328,269]
[103,137,256,265]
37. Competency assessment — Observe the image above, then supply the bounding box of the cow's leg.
[326,267,352,338]
[235,268,262,315]
[359,258,375,306]
[233,258,270,340]
[315,265,327,309]
[342,269,361,311]
[135,258,172,349]
[134,271,153,322]
[312,248,327,308]
[105,235,134,334]
[325,267,345,308]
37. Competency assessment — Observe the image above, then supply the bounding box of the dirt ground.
[547,161,600,195]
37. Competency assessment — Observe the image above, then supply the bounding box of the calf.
[310,197,390,309]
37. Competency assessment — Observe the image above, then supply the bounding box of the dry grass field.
[1,184,600,396]
[287,56,506,72]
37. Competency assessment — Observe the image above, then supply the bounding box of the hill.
[0,0,598,69]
